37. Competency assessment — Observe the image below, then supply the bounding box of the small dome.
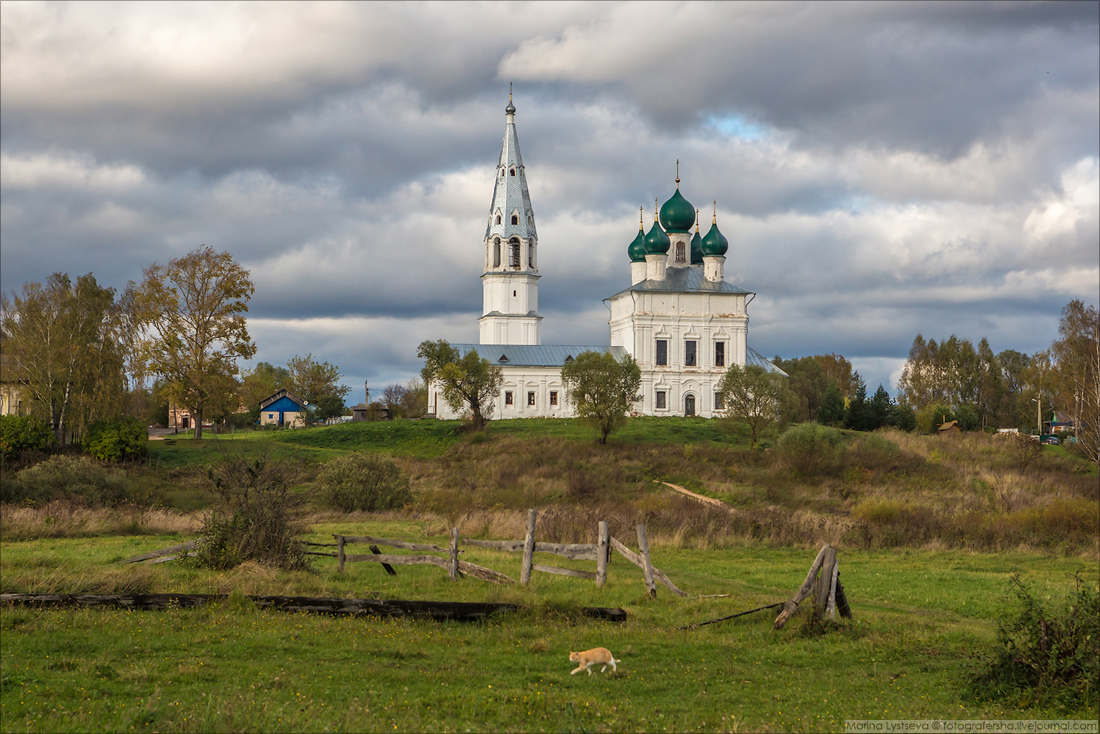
[643,218,670,255]
[690,230,703,265]
[628,226,646,262]
[701,219,729,257]
[506,99,516,115]
[659,188,695,234]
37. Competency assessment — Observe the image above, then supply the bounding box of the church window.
[511,214,519,225]
[655,391,667,410]
[527,391,535,406]
[528,242,535,269]
[714,392,724,410]
[715,341,725,367]
[684,394,696,416]
[656,339,668,366]
[510,239,521,268]
[513,290,516,297]
[550,391,558,406]
[685,340,698,367]
[676,242,686,263]
[495,213,501,225]
[505,391,513,406]
[510,167,516,176]
[493,238,501,267]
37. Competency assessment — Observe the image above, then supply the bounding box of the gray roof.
[449,344,628,368]
[604,267,753,300]
[746,348,789,377]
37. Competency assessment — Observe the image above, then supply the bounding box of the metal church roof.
[448,344,629,367]
[604,266,754,299]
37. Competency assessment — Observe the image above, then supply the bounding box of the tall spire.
[486,90,535,246]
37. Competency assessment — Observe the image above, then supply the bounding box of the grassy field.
[2,519,1098,732]
[2,419,1098,731]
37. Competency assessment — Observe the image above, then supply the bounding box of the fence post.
[596,521,609,588]
[636,523,656,598]
[449,528,460,580]
[520,509,537,586]
[337,535,346,575]
[814,546,838,612]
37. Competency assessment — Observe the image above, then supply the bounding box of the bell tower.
[479,89,542,346]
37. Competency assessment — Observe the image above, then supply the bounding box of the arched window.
[676,242,686,263]
[509,238,521,269]
[495,213,501,225]
[684,394,696,416]
[493,238,501,268]
[511,214,519,225]
[528,242,535,269]
[510,167,516,176]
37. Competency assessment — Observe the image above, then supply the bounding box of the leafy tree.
[400,378,427,418]
[893,402,917,432]
[417,340,502,431]
[560,350,642,445]
[0,414,54,461]
[844,375,869,431]
[812,353,857,398]
[817,384,846,426]
[1,273,129,442]
[239,362,292,421]
[134,246,256,439]
[868,384,894,430]
[997,349,1032,428]
[772,356,828,422]
[975,338,1005,431]
[286,353,349,420]
[1049,300,1099,465]
[718,364,793,449]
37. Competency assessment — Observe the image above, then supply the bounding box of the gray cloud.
[2,1,1096,400]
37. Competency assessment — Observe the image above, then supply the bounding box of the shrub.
[847,433,900,471]
[970,574,1100,711]
[316,452,412,512]
[1,415,54,461]
[893,403,917,432]
[11,455,133,507]
[190,450,308,571]
[82,417,148,462]
[776,423,845,476]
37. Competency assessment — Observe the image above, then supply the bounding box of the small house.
[937,420,961,435]
[259,389,308,428]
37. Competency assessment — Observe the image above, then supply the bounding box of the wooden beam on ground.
[119,540,198,564]
[773,543,829,630]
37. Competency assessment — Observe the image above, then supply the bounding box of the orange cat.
[569,647,619,675]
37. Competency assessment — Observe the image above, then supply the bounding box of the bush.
[190,450,308,571]
[316,452,412,512]
[1,415,54,461]
[9,455,133,507]
[893,403,917,432]
[776,423,845,476]
[847,433,900,471]
[82,417,148,462]
[970,574,1100,711]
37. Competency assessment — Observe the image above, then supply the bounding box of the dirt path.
[661,481,735,513]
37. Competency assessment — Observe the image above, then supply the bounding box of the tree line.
[2,246,353,442]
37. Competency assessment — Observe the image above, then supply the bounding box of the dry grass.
[0,502,201,541]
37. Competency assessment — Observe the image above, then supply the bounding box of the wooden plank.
[301,541,338,548]
[826,558,840,619]
[120,540,198,564]
[336,535,449,553]
[455,560,515,585]
[597,521,609,588]
[609,536,644,568]
[814,547,838,612]
[835,576,852,619]
[370,545,397,576]
[303,551,338,558]
[449,528,460,581]
[149,552,196,564]
[462,538,525,552]
[337,535,346,575]
[532,563,597,580]
[773,543,829,630]
[345,553,450,566]
[636,524,657,597]
[651,566,688,597]
[521,509,537,586]
[0,593,623,621]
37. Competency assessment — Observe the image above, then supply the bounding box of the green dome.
[628,226,646,262]
[690,230,703,265]
[700,220,729,257]
[643,218,670,255]
[659,188,695,233]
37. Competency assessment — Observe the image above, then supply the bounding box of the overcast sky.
[2,1,1097,401]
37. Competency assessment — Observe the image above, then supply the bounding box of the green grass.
[2,525,1097,732]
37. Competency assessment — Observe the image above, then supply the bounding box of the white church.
[428,96,783,420]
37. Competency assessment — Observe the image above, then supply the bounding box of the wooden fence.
[309,509,685,597]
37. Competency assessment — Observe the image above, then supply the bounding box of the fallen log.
[0,593,624,622]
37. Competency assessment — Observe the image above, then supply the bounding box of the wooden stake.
[636,523,657,598]
[337,535,346,575]
[835,575,852,619]
[814,546,838,611]
[449,528,460,580]
[520,509,537,586]
[826,559,839,619]
[596,521,609,588]
[370,545,397,576]
[773,543,829,630]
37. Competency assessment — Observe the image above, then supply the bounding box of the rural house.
[259,389,308,428]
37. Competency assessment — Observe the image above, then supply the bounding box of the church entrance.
[684,394,695,416]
